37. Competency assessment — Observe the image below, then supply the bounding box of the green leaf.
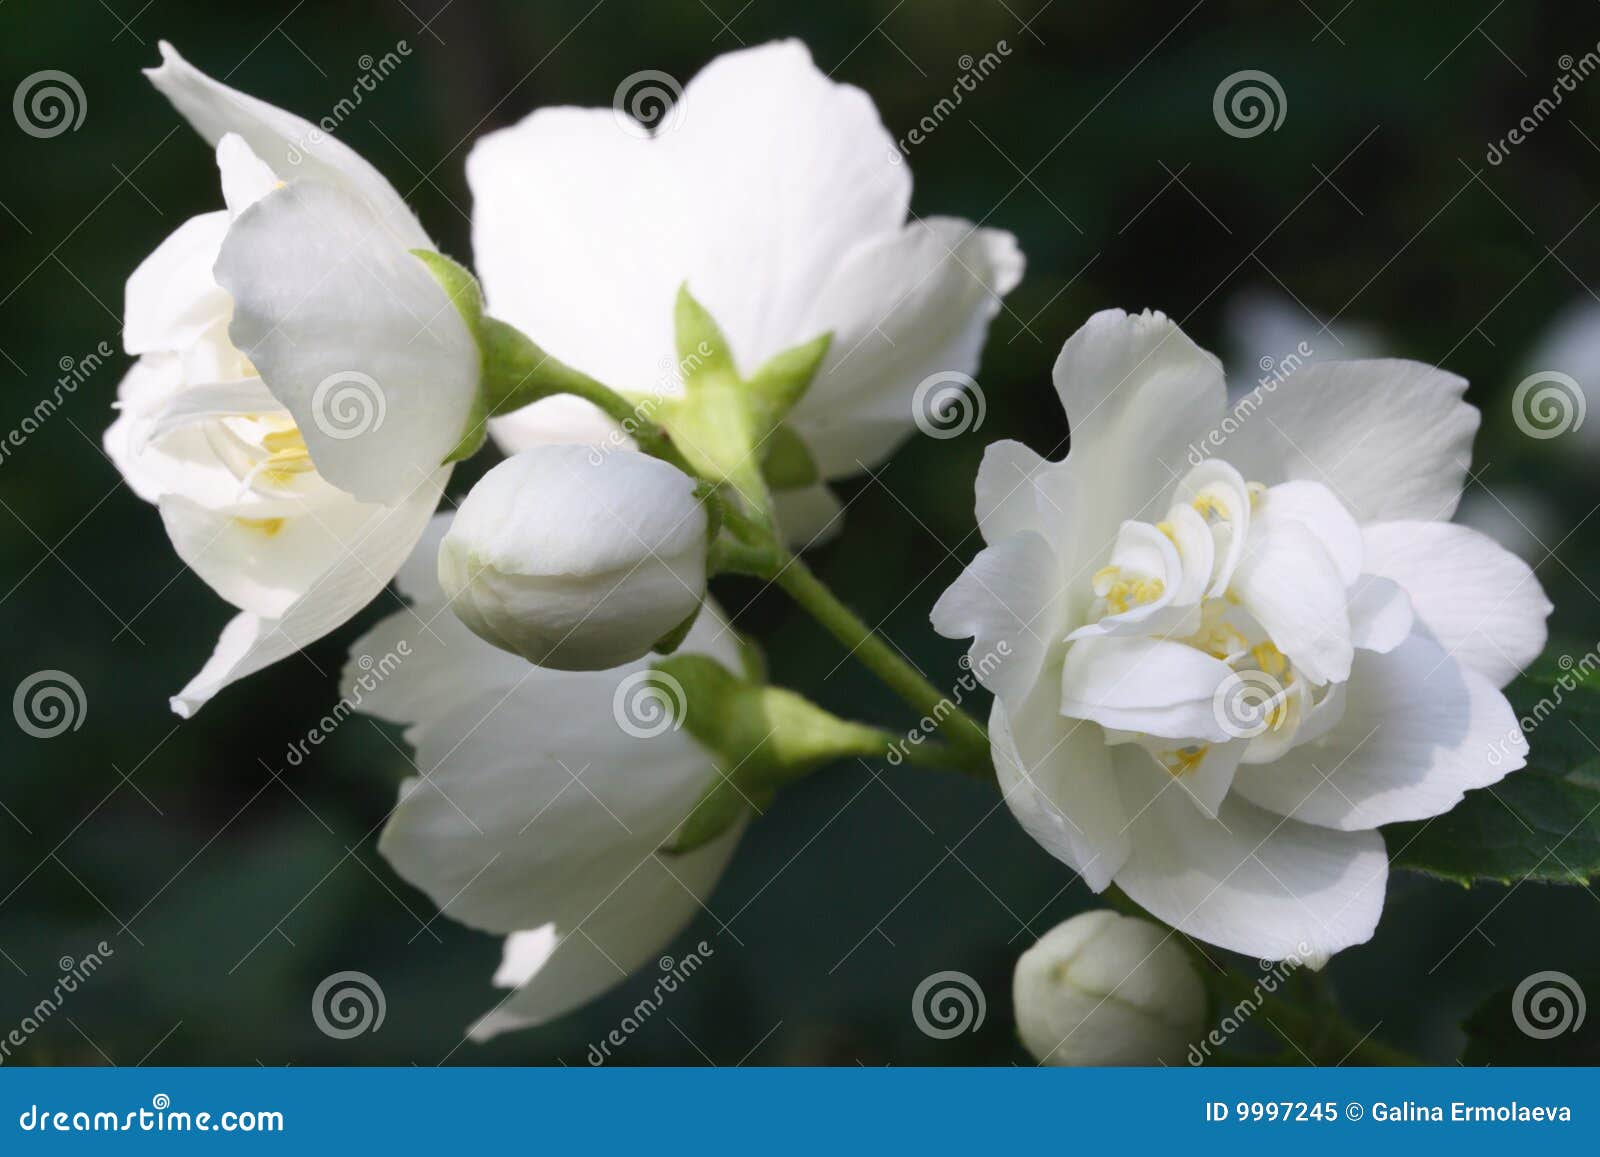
[1460,970,1599,1064]
[1386,646,1600,886]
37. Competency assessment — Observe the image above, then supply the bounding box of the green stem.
[769,553,994,776]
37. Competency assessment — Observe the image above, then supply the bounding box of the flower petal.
[1113,750,1387,962]
[1362,520,1551,687]
[1230,633,1526,831]
[214,180,480,505]
[146,41,429,248]
[1231,516,1352,685]
[169,466,447,716]
[123,211,231,355]
[1061,636,1236,743]
[1347,574,1413,654]
[930,531,1062,705]
[468,828,740,1039]
[1225,359,1479,523]
[1052,310,1225,568]
[791,217,1023,477]
[467,40,908,400]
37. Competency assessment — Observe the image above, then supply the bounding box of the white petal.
[1230,633,1526,831]
[169,466,447,716]
[1256,479,1363,586]
[1051,309,1225,564]
[468,828,740,1039]
[1060,636,1234,743]
[214,181,480,505]
[791,218,1023,477]
[1231,516,1352,685]
[1225,359,1479,523]
[467,40,908,400]
[971,439,1079,555]
[377,662,718,935]
[1362,520,1551,687]
[992,691,1129,891]
[123,211,231,355]
[490,394,632,457]
[158,494,380,620]
[146,41,428,248]
[1113,750,1387,961]
[930,532,1062,705]
[216,133,280,216]
[1347,575,1413,654]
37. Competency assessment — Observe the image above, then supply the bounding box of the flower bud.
[1013,910,1205,1066]
[439,445,707,671]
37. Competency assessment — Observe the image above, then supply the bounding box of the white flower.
[1014,910,1205,1066]
[465,40,1023,544]
[933,309,1552,961]
[353,516,743,1037]
[439,446,708,670]
[108,43,479,715]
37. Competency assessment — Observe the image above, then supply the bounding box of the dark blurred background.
[3,0,1599,1065]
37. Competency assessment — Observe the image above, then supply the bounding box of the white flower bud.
[1014,910,1205,1066]
[439,445,708,671]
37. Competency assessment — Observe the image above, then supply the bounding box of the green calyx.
[653,285,831,528]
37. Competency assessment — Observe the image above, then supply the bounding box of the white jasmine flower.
[352,516,744,1037]
[465,40,1023,543]
[1014,910,1204,1066]
[933,309,1552,961]
[439,446,708,670]
[108,43,479,715]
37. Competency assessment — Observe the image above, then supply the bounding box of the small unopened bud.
[1014,910,1205,1065]
[439,445,707,671]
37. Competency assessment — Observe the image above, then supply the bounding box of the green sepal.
[413,250,491,464]
[651,604,702,657]
[760,423,821,489]
[674,283,739,387]
[655,653,892,854]
[746,331,831,430]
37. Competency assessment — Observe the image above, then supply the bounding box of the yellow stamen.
[1162,744,1209,776]
[234,516,286,537]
